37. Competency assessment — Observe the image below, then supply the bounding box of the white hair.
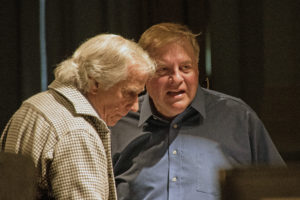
[54,34,156,93]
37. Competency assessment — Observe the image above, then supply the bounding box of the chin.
[107,117,122,127]
[105,120,115,127]
[170,102,189,111]
[167,107,186,117]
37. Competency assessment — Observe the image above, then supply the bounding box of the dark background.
[0,0,299,163]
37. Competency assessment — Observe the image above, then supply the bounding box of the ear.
[89,78,99,95]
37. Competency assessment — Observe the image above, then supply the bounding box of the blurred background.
[0,0,299,164]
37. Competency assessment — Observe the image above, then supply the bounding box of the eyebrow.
[125,86,144,94]
[156,60,193,66]
[155,60,167,66]
[180,60,193,65]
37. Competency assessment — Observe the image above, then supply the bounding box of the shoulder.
[202,88,255,113]
[198,88,264,127]
[25,89,71,114]
[24,90,102,138]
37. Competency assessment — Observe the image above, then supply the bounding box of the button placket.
[172,150,177,155]
[173,123,178,129]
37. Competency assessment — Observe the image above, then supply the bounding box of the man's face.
[146,40,199,119]
[89,65,148,126]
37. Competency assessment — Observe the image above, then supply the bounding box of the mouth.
[167,90,185,97]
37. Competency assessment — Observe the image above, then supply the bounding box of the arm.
[247,109,285,165]
[50,130,109,199]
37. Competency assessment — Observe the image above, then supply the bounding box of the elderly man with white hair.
[0,33,155,200]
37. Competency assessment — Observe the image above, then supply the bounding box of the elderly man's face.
[146,40,199,119]
[88,65,148,126]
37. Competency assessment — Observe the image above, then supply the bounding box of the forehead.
[153,40,196,63]
[121,67,148,90]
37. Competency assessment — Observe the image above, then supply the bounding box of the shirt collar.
[138,85,206,127]
[48,80,103,121]
[138,94,153,127]
[190,86,207,119]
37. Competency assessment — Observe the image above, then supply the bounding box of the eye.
[181,65,192,72]
[122,90,138,99]
[138,88,146,96]
[156,66,169,76]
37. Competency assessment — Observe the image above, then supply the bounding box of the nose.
[169,69,183,84]
[130,97,139,112]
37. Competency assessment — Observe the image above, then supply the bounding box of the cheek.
[187,77,198,87]
[147,77,166,90]
[106,97,123,111]
[185,72,199,86]
[146,78,162,97]
[185,76,199,97]
[117,97,135,111]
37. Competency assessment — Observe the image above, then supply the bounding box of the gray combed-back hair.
[54,34,156,93]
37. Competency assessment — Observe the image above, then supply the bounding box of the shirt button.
[172,177,177,182]
[173,124,178,129]
[172,150,177,155]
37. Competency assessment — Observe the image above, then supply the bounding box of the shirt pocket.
[196,146,231,196]
[196,152,220,196]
